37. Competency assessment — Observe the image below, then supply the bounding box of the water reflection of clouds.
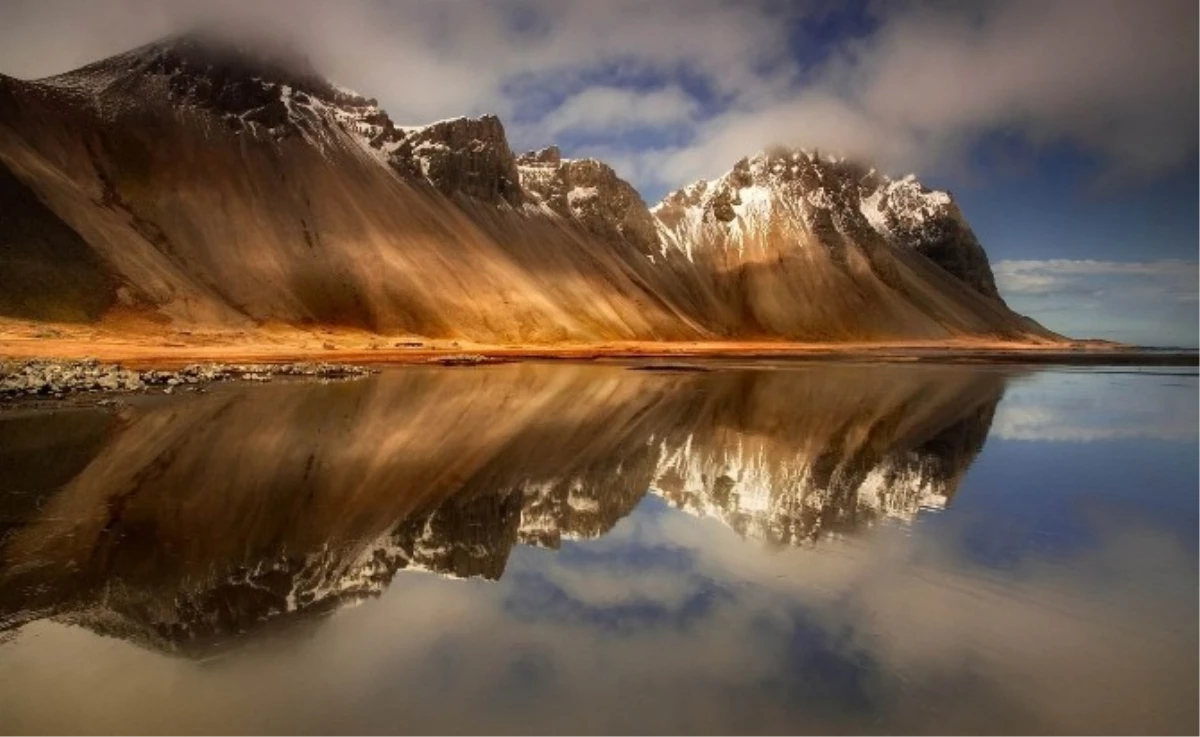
[992,370,1199,441]
[0,482,1194,734]
[390,492,1192,732]
[488,497,1197,734]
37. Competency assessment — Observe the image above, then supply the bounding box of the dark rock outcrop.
[391,115,523,206]
[518,148,660,254]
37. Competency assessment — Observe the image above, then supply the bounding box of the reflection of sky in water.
[979,368,1198,563]
[992,368,1199,441]
[0,368,1195,734]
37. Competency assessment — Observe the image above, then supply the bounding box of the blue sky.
[936,145,1199,346]
[1,0,1196,345]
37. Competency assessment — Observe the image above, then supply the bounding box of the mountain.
[0,33,1058,343]
[0,363,1006,655]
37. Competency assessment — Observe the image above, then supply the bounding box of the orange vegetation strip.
[0,329,1181,371]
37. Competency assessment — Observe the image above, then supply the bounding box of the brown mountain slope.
[0,35,1060,344]
[0,160,116,322]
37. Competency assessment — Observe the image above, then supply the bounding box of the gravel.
[0,359,374,402]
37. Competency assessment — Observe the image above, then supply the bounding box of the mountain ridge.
[0,33,1061,344]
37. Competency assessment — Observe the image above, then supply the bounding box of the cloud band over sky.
[0,0,1195,192]
[994,259,1198,346]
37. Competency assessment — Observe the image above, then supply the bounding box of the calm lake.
[0,362,1196,734]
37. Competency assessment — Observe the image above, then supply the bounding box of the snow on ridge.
[331,82,365,99]
[35,66,123,97]
[396,115,473,134]
[650,147,959,262]
[860,187,890,233]
[567,185,599,206]
[858,174,955,238]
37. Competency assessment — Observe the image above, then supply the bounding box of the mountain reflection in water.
[1,363,1195,735]
[0,364,1000,653]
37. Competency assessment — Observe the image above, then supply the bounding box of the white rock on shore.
[0,359,374,401]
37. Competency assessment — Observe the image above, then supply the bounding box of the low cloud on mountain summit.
[0,0,1194,195]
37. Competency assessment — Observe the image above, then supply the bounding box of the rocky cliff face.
[0,34,1056,343]
[518,146,661,255]
[403,116,524,205]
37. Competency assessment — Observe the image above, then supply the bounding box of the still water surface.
[0,362,1195,734]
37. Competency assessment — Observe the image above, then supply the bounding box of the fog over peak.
[0,0,1194,195]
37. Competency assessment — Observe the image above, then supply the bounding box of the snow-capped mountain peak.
[0,33,1047,341]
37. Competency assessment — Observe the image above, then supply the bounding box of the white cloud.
[533,86,699,140]
[0,0,797,134]
[995,259,1199,299]
[5,490,1195,734]
[639,1,1200,189]
[993,370,1198,442]
[993,259,1198,346]
[0,1,1192,197]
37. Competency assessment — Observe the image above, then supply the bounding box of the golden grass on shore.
[0,317,1174,370]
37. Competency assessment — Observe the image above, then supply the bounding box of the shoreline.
[0,318,1194,369]
[0,337,1195,369]
[1,341,1195,405]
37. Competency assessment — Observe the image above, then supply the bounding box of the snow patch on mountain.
[651,149,964,267]
[517,147,661,255]
[859,174,955,238]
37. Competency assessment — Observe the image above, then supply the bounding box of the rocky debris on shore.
[428,354,508,366]
[0,359,374,401]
